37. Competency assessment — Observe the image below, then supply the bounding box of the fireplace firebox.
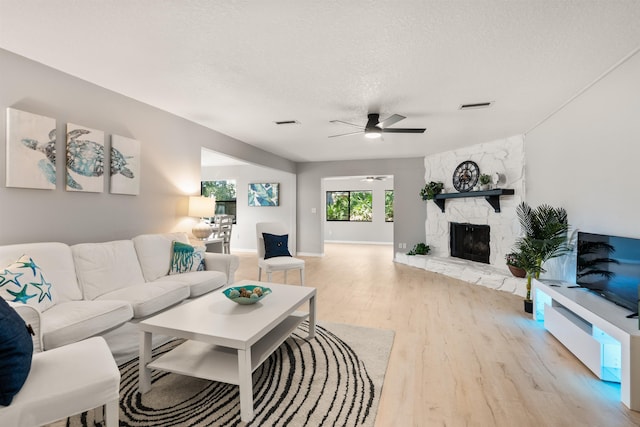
[450,222,490,264]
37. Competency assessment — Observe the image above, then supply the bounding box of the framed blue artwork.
[248,183,279,206]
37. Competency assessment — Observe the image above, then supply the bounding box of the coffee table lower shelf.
[146,312,308,385]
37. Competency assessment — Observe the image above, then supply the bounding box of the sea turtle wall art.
[110,135,140,195]
[5,108,57,190]
[66,123,105,192]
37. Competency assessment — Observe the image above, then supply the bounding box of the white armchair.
[256,222,305,284]
[0,303,120,427]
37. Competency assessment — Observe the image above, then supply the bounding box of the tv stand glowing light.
[533,279,640,410]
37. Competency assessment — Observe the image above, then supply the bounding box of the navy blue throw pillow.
[263,233,292,259]
[0,298,34,406]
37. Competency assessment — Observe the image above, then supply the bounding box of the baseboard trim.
[297,252,324,257]
[324,240,393,246]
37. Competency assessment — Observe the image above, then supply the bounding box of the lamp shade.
[188,196,216,218]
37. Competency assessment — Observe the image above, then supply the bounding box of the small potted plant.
[505,252,527,278]
[407,243,430,255]
[479,173,492,190]
[420,181,444,200]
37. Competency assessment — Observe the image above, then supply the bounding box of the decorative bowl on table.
[223,285,272,305]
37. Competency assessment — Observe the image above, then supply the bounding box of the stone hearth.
[394,253,527,297]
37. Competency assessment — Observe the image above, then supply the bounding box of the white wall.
[201,164,296,252]
[323,176,394,244]
[526,50,640,280]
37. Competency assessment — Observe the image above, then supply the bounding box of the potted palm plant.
[514,202,571,313]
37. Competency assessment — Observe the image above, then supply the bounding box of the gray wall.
[0,48,295,245]
[296,158,426,256]
[323,176,394,244]
[525,49,640,240]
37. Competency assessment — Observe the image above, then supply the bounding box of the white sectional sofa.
[0,232,239,361]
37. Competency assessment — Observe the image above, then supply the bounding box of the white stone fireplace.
[395,135,528,297]
[424,135,525,268]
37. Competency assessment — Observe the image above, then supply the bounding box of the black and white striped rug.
[67,322,394,426]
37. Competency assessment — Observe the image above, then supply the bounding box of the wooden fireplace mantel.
[432,188,515,213]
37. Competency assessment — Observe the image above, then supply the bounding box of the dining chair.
[213,215,233,254]
[256,222,304,285]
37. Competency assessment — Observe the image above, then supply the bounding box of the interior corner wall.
[525,49,640,241]
[296,158,425,256]
[201,164,296,252]
[0,48,295,245]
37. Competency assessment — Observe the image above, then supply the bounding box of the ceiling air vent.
[459,101,493,110]
[274,120,300,125]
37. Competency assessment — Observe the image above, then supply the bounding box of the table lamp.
[188,196,216,239]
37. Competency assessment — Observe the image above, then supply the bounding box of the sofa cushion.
[0,243,82,303]
[96,281,189,318]
[0,255,55,312]
[169,241,205,275]
[133,232,191,282]
[71,240,147,300]
[41,300,133,350]
[156,270,227,297]
[0,298,33,406]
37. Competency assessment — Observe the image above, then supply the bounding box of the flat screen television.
[576,231,640,313]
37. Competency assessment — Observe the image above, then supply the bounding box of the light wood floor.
[235,243,640,427]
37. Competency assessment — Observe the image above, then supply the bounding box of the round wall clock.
[452,160,479,192]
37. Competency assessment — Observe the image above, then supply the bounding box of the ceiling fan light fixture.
[365,129,382,139]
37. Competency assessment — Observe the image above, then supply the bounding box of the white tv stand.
[533,279,640,411]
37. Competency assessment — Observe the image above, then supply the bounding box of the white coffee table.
[138,280,316,422]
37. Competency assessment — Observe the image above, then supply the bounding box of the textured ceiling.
[2,1,640,163]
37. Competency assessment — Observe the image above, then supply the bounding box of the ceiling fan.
[329,113,426,139]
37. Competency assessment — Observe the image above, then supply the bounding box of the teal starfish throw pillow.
[169,241,206,275]
[0,255,54,311]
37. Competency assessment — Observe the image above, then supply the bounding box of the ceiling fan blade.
[329,120,364,129]
[377,114,406,129]
[380,128,426,134]
[328,130,364,138]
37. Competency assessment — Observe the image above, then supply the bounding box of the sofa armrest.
[204,253,240,285]
[8,302,43,353]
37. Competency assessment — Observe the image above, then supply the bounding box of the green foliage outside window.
[201,180,237,200]
[385,190,394,222]
[326,191,372,222]
[349,191,372,221]
[326,191,349,221]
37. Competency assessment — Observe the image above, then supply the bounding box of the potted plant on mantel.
[420,181,444,200]
[479,173,492,190]
[513,202,572,313]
